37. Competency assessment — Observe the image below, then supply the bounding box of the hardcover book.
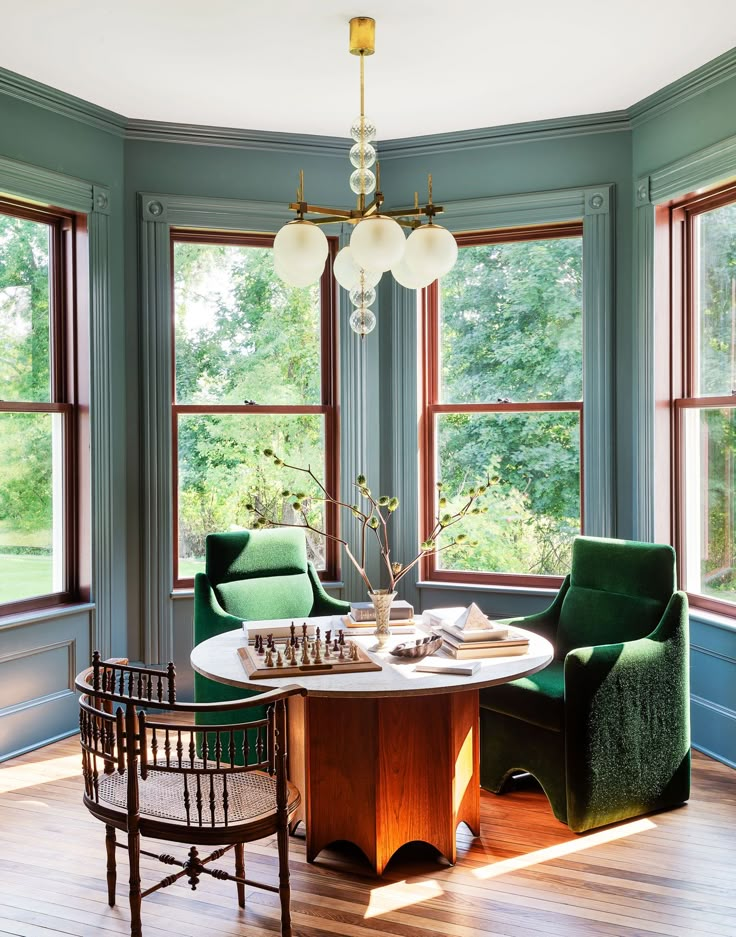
[349,599,414,622]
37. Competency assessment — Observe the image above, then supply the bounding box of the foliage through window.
[0,200,78,612]
[671,184,736,613]
[422,225,583,583]
[172,233,337,585]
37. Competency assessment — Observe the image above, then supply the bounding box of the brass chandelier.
[272,16,458,336]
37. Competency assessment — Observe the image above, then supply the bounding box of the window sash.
[0,200,78,615]
[170,232,339,588]
[421,226,585,586]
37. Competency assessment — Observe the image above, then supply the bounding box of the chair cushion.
[206,528,308,586]
[216,573,314,621]
[479,660,565,733]
[98,765,299,825]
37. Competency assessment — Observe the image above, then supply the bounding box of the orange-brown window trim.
[420,222,584,588]
[0,196,85,617]
[170,230,340,588]
[662,180,736,618]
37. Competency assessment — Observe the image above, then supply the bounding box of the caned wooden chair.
[76,652,305,937]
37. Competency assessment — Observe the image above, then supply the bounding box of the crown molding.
[378,111,631,159]
[125,119,350,158]
[0,67,126,137]
[629,46,736,128]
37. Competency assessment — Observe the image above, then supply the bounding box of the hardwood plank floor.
[0,738,734,937]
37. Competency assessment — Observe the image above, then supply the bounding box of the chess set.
[237,622,382,680]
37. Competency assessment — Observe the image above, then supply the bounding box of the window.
[172,231,338,587]
[421,224,584,586]
[667,182,736,615]
[0,198,80,614]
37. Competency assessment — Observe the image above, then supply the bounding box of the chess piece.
[290,623,296,646]
[313,641,322,664]
[326,630,332,646]
[300,641,309,665]
[333,638,339,652]
[316,626,321,642]
[302,623,308,642]
[349,642,359,662]
[290,645,297,665]
[267,633,274,650]
[256,635,264,655]
[265,649,274,668]
[338,644,345,660]
[276,649,283,667]
[338,629,345,646]
[324,641,331,659]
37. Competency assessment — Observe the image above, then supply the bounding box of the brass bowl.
[389,633,443,659]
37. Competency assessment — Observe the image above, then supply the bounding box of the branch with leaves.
[245,449,490,594]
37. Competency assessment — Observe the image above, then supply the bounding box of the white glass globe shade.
[404,223,458,281]
[274,254,323,288]
[350,142,376,169]
[349,307,377,336]
[273,220,328,274]
[333,246,381,291]
[390,254,434,290]
[350,216,406,273]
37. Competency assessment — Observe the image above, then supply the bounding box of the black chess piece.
[326,630,332,645]
[290,623,296,646]
[267,633,274,650]
[333,638,339,652]
[338,629,345,646]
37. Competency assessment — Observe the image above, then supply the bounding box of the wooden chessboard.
[237,640,382,680]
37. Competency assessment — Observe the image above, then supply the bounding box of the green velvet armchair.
[194,528,349,746]
[479,536,690,833]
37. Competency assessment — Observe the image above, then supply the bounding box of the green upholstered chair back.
[206,528,315,621]
[555,537,676,659]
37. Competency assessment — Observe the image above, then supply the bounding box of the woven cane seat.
[98,765,296,825]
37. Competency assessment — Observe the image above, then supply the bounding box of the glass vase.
[369,589,396,649]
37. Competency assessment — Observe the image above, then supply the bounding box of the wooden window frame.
[420,223,584,588]
[664,180,736,618]
[0,197,83,617]
[170,230,340,589]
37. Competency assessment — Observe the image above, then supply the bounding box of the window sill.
[170,582,346,600]
[688,606,736,634]
[0,601,95,631]
[417,580,558,598]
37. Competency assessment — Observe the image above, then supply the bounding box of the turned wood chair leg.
[277,824,292,937]
[128,829,143,937]
[235,842,245,908]
[105,825,117,907]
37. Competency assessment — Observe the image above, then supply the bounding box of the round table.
[191,618,553,875]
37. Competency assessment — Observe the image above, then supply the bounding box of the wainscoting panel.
[690,613,736,768]
[0,607,92,761]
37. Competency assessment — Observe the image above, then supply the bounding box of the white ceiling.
[3,1,736,139]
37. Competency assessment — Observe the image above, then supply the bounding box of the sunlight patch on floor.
[365,879,444,918]
[473,817,657,879]
[0,754,80,793]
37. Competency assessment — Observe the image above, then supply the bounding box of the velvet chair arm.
[563,590,690,832]
[503,574,570,647]
[193,572,244,646]
[307,563,351,616]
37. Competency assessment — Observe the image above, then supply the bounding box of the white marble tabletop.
[190,615,553,699]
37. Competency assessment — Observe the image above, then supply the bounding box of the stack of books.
[342,599,416,633]
[427,603,530,659]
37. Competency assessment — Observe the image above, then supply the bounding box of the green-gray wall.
[0,52,734,767]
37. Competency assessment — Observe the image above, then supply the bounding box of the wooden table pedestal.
[287,689,480,876]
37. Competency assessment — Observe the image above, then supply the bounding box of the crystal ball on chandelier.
[349,306,377,336]
[350,116,377,143]
[350,142,376,169]
[350,215,406,273]
[404,223,459,280]
[349,284,376,308]
[350,168,376,195]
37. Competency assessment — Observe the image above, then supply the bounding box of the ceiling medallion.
[272,16,458,337]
